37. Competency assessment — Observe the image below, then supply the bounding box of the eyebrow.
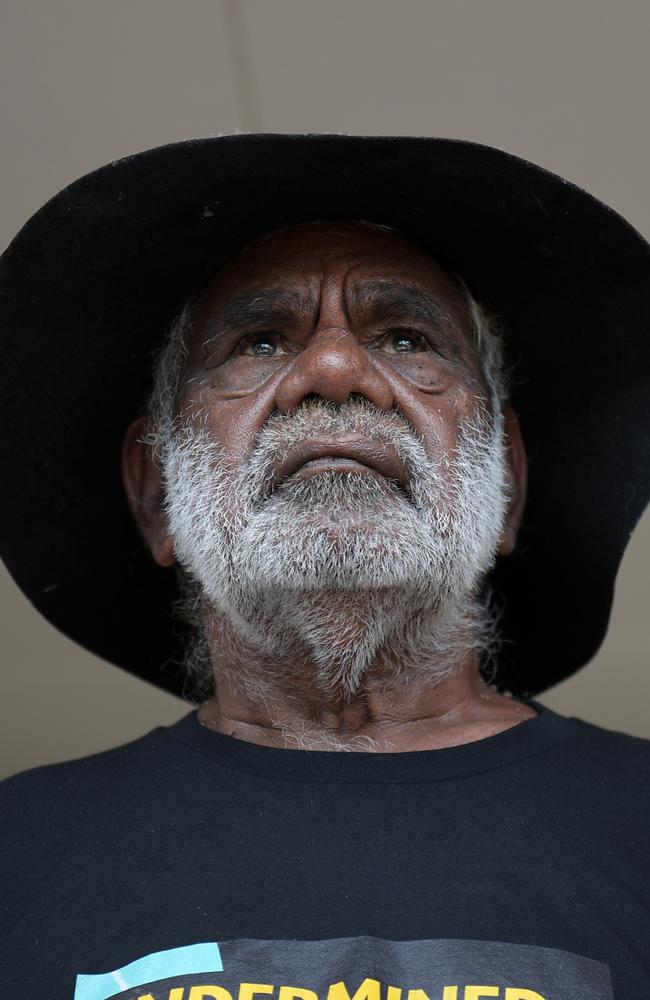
[201,288,317,355]
[345,278,459,332]
[201,278,462,356]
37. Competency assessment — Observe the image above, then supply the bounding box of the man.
[1,135,649,998]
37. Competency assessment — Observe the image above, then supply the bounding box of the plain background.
[2,0,650,779]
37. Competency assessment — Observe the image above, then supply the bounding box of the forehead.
[193,221,467,324]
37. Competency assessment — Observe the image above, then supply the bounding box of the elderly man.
[1,135,649,999]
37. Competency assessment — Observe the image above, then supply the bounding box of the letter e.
[239,984,275,1000]
[279,988,318,1000]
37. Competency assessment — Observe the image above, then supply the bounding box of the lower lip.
[291,458,389,481]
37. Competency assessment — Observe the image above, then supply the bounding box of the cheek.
[188,353,288,398]
[419,412,461,464]
[179,382,280,462]
[385,377,484,463]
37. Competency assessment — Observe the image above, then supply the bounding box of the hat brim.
[2,133,650,697]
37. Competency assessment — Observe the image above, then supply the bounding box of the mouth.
[270,438,409,494]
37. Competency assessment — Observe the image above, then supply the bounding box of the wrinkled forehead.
[192,220,470,329]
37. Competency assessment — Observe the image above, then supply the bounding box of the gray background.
[2,0,649,779]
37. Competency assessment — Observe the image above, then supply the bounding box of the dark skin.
[123,222,535,751]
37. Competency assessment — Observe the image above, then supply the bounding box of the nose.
[274,326,395,414]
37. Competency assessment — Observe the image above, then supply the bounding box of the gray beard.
[159,397,509,702]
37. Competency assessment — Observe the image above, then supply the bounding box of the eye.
[381,328,429,353]
[240,332,286,357]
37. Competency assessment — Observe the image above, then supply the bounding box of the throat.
[198,672,538,752]
[196,592,520,752]
[206,587,483,707]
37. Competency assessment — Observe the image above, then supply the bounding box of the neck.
[195,601,536,752]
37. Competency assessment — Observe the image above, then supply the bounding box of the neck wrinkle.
[195,598,513,752]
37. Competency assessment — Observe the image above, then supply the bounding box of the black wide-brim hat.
[1,133,650,698]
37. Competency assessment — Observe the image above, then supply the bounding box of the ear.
[497,404,528,556]
[121,415,176,567]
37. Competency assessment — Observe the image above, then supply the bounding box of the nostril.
[302,393,327,408]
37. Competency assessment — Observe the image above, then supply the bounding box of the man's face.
[127,221,524,694]
[182,221,487,475]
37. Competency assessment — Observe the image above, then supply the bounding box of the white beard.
[160,397,510,700]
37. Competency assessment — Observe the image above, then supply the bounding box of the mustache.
[242,397,425,503]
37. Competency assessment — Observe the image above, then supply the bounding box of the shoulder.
[569,713,650,771]
[2,721,170,796]
[0,715,194,867]
[0,715,194,936]
[541,710,650,824]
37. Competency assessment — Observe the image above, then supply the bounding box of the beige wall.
[2,0,650,778]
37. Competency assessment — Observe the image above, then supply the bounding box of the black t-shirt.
[1,701,649,999]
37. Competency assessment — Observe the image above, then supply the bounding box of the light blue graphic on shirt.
[73,941,222,999]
